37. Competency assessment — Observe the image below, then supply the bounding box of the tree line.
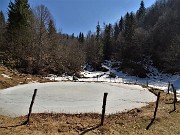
[0,0,179,77]
[0,0,85,75]
[84,0,180,77]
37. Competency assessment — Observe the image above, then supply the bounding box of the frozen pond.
[0,82,156,117]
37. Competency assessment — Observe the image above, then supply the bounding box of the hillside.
[0,65,51,89]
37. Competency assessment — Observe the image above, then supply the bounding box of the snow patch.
[79,61,180,93]
[1,74,12,79]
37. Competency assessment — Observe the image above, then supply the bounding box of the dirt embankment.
[0,65,51,89]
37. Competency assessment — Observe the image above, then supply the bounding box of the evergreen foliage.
[114,23,120,40]
[103,24,113,60]
[0,11,6,52]
[119,16,124,32]
[136,0,146,20]
[6,0,33,68]
[78,32,84,43]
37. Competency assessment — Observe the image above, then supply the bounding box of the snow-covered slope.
[81,62,179,90]
[46,61,180,99]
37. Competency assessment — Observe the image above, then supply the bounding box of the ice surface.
[0,82,156,117]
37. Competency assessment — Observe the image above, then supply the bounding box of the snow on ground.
[46,62,180,93]
[0,82,156,117]
[1,73,12,79]
[46,74,73,81]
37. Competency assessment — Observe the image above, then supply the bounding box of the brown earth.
[0,65,52,89]
[0,65,180,135]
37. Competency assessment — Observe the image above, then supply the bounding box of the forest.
[0,0,179,77]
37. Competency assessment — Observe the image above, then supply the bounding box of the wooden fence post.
[171,84,177,111]
[100,93,108,126]
[153,92,160,120]
[167,81,170,94]
[146,92,160,130]
[146,80,148,87]
[24,89,37,124]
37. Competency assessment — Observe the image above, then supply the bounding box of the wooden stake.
[171,84,177,111]
[100,93,108,126]
[167,81,170,94]
[146,92,160,130]
[153,92,160,120]
[24,89,37,124]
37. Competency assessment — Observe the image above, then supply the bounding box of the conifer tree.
[119,16,124,32]
[78,32,84,43]
[0,11,6,51]
[137,0,146,20]
[95,22,104,64]
[103,24,113,60]
[114,22,120,40]
[81,33,84,43]
[6,0,33,68]
[124,12,136,41]
[96,21,101,41]
[78,32,82,42]
[124,12,130,40]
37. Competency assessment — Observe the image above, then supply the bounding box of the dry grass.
[0,65,52,89]
[0,65,180,134]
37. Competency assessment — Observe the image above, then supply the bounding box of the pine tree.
[0,11,6,51]
[96,21,101,41]
[124,12,130,40]
[114,22,120,40]
[6,0,33,68]
[124,12,136,41]
[119,16,124,32]
[103,24,113,60]
[78,32,82,42]
[81,33,84,42]
[95,22,104,64]
[78,32,84,43]
[129,12,136,36]
[137,0,146,20]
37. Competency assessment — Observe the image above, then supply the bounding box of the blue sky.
[0,0,156,36]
